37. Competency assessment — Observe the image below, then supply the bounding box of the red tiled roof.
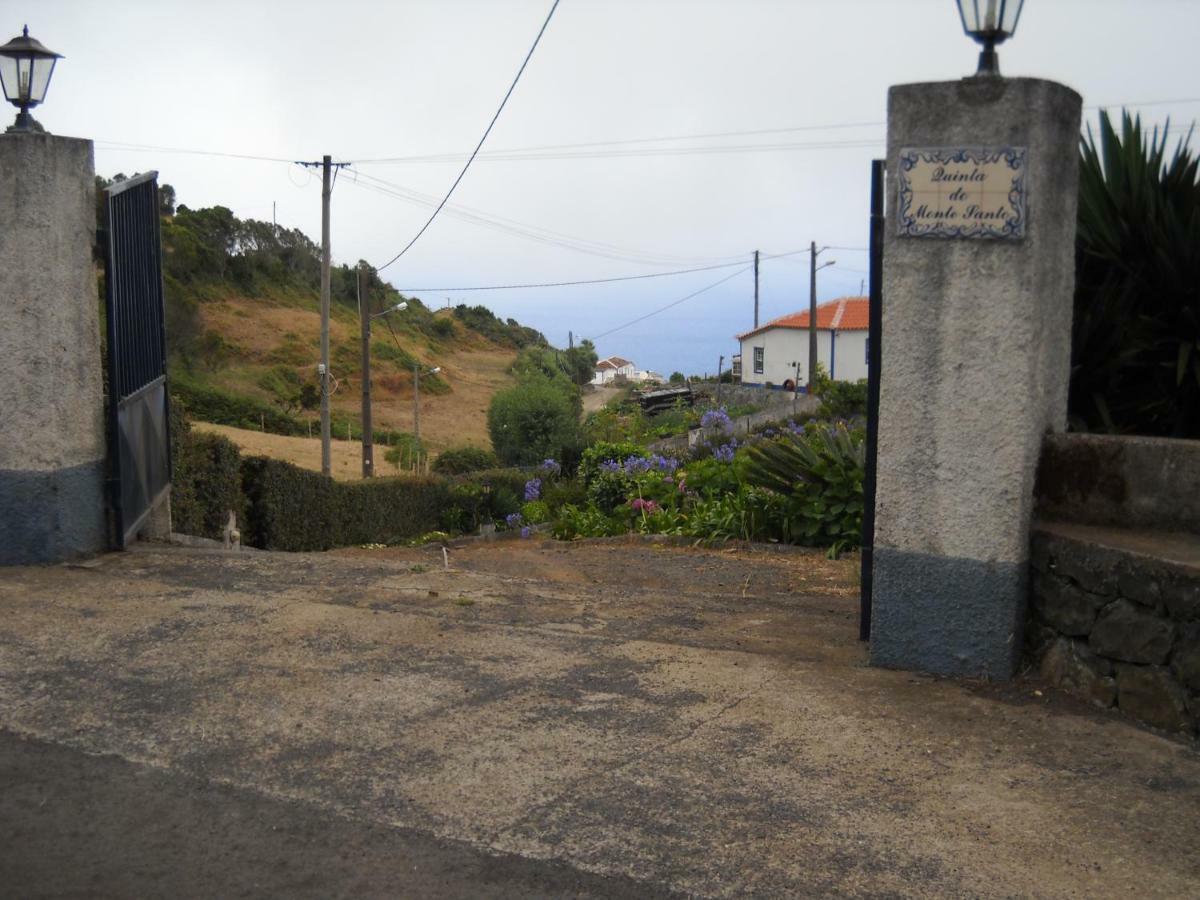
[736,297,869,340]
[601,356,634,368]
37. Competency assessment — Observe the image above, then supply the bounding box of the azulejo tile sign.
[897,147,1027,239]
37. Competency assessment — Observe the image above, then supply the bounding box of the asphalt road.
[0,730,675,899]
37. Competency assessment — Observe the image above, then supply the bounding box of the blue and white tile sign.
[897,147,1027,239]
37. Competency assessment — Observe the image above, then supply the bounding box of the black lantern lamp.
[0,26,62,133]
[957,0,1024,76]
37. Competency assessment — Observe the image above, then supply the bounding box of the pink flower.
[630,498,659,514]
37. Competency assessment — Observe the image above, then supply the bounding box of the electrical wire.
[588,266,751,341]
[396,249,809,293]
[375,0,561,272]
[346,167,745,267]
[353,137,885,165]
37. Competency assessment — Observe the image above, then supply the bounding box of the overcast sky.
[12,0,1200,375]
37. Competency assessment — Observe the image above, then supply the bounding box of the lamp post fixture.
[957,0,1025,77]
[358,264,407,478]
[412,365,441,447]
[808,244,836,393]
[0,26,62,134]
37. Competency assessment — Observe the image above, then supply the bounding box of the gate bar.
[860,158,885,642]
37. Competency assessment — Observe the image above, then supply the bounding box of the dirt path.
[0,540,1197,898]
[582,385,623,413]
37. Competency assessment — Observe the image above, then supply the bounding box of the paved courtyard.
[1,539,1197,897]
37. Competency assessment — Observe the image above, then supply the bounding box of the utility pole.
[716,354,724,404]
[296,154,349,476]
[413,363,421,444]
[753,250,760,329]
[568,330,574,350]
[358,266,373,478]
[320,155,332,476]
[807,242,836,392]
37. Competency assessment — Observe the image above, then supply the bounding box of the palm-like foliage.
[742,423,865,547]
[1072,111,1200,437]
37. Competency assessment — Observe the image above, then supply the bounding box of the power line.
[589,266,751,341]
[397,249,809,293]
[93,140,294,164]
[89,97,1200,171]
[376,0,561,273]
[353,137,884,165]
[346,167,744,267]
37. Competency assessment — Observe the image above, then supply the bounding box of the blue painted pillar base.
[0,461,108,564]
[869,548,1025,678]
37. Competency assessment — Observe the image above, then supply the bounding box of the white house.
[591,355,636,385]
[735,296,870,390]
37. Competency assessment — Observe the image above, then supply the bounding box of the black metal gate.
[103,172,170,548]
[860,158,885,641]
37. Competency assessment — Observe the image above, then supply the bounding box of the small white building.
[736,296,869,390]
[591,355,636,385]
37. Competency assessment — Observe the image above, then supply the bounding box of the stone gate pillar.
[0,133,106,564]
[869,77,1082,678]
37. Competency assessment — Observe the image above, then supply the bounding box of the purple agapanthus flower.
[520,526,531,539]
[540,458,561,477]
[505,512,523,528]
[712,441,738,463]
[524,478,542,501]
[701,407,733,432]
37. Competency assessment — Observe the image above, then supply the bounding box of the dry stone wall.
[1026,526,1199,735]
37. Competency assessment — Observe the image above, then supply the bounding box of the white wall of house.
[738,328,868,387]
[591,362,636,385]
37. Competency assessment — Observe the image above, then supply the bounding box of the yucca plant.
[1071,111,1200,437]
[742,423,865,548]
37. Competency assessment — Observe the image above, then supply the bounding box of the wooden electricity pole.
[319,155,332,476]
[808,240,818,392]
[413,363,421,444]
[753,250,760,329]
[358,266,374,478]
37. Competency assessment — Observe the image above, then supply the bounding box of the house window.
[731,355,742,378]
[753,346,764,374]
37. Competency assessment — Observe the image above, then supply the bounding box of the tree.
[488,376,580,466]
[669,371,686,384]
[562,339,598,386]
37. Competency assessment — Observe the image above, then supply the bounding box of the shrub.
[169,397,246,539]
[487,376,580,466]
[578,441,644,487]
[431,446,500,475]
[240,457,449,551]
[172,371,306,435]
[742,422,865,548]
[1071,111,1200,437]
[817,379,868,420]
[551,504,626,540]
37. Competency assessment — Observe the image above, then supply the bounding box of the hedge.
[170,393,247,539]
[240,456,450,551]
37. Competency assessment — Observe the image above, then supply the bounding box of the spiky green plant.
[742,423,864,548]
[1071,111,1200,437]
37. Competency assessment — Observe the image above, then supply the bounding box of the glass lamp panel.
[0,54,16,103]
[959,0,1023,36]
[16,57,31,102]
[29,56,55,103]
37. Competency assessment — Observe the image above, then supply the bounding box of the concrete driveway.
[1,539,1197,898]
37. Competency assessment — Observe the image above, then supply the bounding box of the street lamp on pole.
[358,264,406,478]
[808,244,836,393]
[956,0,1025,77]
[0,26,62,134]
[413,365,441,447]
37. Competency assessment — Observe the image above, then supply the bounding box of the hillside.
[99,175,551,464]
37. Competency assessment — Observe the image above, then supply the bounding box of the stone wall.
[1027,524,1199,735]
